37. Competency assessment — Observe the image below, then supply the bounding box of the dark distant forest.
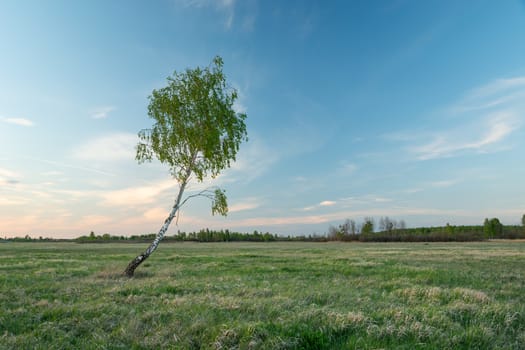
[4,214,524,243]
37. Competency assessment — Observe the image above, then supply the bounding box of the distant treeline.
[74,229,280,243]
[3,214,524,243]
[325,216,525,242]
[0,235,70,243]
[341,225,525,242]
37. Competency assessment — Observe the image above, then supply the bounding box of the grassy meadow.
[1,241,524,349]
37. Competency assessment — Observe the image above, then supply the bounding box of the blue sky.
[1,0,525,238]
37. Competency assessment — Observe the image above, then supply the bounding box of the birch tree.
[124,56,247,277]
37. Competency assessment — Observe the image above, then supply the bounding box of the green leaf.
[211,188,228,217]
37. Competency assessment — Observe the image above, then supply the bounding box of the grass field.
[1,241,524,349]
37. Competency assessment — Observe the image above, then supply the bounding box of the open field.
[1,241,524,349]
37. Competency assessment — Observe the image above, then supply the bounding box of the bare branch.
[179,188,219,209]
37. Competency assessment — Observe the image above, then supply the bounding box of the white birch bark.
[124,175,190,277]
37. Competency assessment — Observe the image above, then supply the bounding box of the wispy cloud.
[90,106,115,119]
[460,76,525,109]
[215,0,235,29]
[411,111,519,160]
[403,76,525,161]
[101,179,175,207]
[0,197,27,206]
[303,200,337,211]
[339,195,393,207]
[29,157,115,176]
[0,167,19,179]
[72,132,137,162]
[428,179,460,188]
[1,117,35,127]
[232,83,248,114]
[229,197,260,213]
[177,0,237,29]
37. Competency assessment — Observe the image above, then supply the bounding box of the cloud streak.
[29,157,115,177]
[428,179,460,188]
[411,111,519,160]
[403,76,525,161]
[90,106,115,119]
[1,117,35,127]
[461,76,525,108]
[101,179,176,207]
[0,167,19,179]
[229,197,260,213]
[72,132,138,162]
[303,200,337,211]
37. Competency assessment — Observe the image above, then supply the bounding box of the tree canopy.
[124,56,247,276]
[137,56,247,185]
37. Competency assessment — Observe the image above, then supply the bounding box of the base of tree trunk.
[123,254,147,277]
[123,201,179,277]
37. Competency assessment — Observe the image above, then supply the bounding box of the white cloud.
[229,198,260,213]
[429,179,459,188]
[411,112,519,160]
[0,197,27,206]
[462,76,525,106]
[233,98,247,114]
[73,132,137,162]
[90,106,115,119]
[303,200,337,211]
[30,157,115,177]
[339,195,393,205]
[1,117,34,127]
[373,197,393,203]
[143,207,169,221]
[399,75,525,161]
[101,179,175,207]
[469,112,516,148]
[232,83,247,114]
[0,167,19,179]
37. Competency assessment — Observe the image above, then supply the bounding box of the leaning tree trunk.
[124,179,188,277]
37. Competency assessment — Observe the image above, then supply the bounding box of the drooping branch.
[179,187,226,209]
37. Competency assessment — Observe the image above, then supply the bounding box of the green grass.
[1,241,524,349]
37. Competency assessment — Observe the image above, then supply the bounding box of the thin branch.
[179,187,219,209]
